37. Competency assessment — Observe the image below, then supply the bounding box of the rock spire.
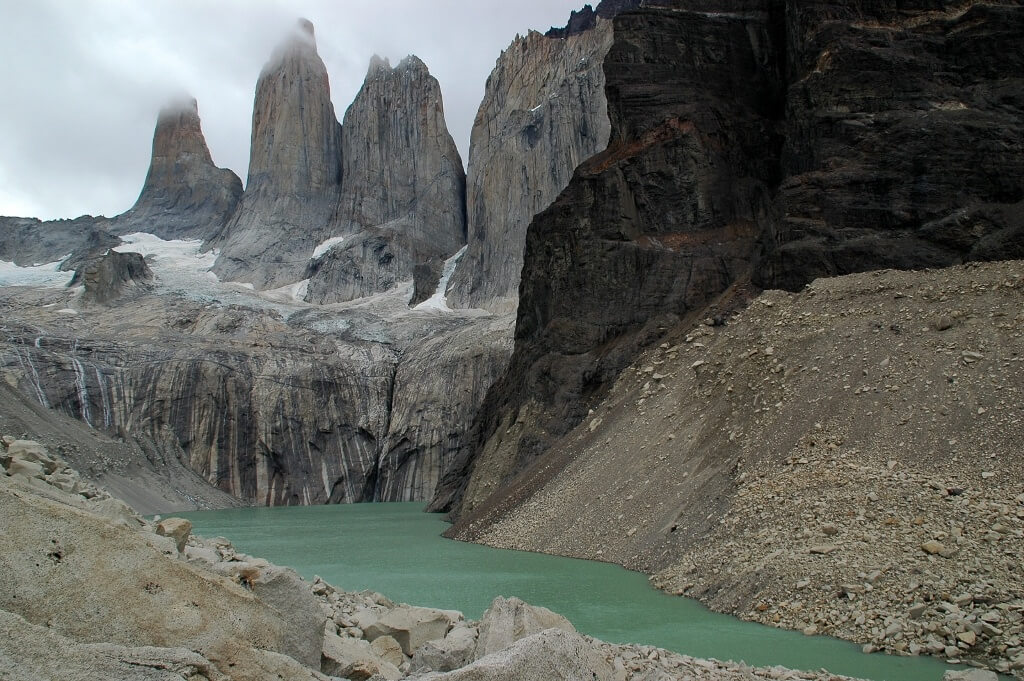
[211,19,343,289]
[304,54,466,304]
[116,97,242,241]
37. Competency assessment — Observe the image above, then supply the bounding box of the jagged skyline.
[0,0,585,221]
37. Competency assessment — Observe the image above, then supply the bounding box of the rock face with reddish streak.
[434,1,1024,516]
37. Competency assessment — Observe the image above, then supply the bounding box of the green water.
[179,503,962,681]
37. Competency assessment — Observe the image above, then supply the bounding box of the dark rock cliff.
[436,0,1024,518]
[114,98,242,241]
[758,0,1024,289]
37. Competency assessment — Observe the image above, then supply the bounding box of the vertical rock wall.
[115,98,242,242]
[446,22,614,313]
[304,55,467,304]
[212,20,343,290]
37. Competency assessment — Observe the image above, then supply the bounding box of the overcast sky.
[0,0,585,221]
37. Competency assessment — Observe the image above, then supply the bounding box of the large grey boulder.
[474,595,575,660]
[419,628,613,681]
[68,250,152,305]
[363,605,460,656]
[212,19,343,289]
[155,517,192,553]
[942,671,999,681]
[321,631,401,680]
[5,440,57,473]
[410,623,478,673]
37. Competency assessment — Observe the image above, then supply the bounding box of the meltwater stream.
[179,503,963,681]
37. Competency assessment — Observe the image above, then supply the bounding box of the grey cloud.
[0,0,585,221]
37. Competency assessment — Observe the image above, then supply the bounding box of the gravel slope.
[452,260,1024,676]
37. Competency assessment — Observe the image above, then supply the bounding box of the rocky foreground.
[0,437,892,681]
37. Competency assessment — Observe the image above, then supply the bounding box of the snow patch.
[261,278,310,304]
[414,245,467,312]
[0,257,74,288]
[312,236,346,259]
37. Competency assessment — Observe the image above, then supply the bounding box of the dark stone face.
[437,0,1024,518]
[69,250,153,305]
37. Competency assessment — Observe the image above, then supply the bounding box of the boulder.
[411,624,478,673]
[6,440,57,473]
[474,596,575,660]
[321,632,401,681]
[418,628,612,681]
[6,458,44,480]
[69,251,153,305]
[156,517,192,553]
[370,634,406,667]
[364,605,459,656]
[942,670,999,681]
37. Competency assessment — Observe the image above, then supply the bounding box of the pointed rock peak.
[118,94,242,241]
[264,17,320,72]
[159,94,199,118]
[296,17,315,41]
[285,17,317,49]
[151,94,213,164]
[367,54,392,76]
[396,55,429,74]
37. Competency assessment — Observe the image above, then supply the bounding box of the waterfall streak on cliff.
[10,342,50,409]
[70,352,93,427]
[95,366,112,429]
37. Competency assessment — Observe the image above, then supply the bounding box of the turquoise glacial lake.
[180,502,964,681]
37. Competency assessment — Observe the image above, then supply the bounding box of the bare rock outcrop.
[445,19,614,313]
[68,250,152,304]
[376,314,513,502]
[304,56,465,305]
[0,215,118,271]
[212,19,343,289]
[0,464,325,674]
[114,98,242,242]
